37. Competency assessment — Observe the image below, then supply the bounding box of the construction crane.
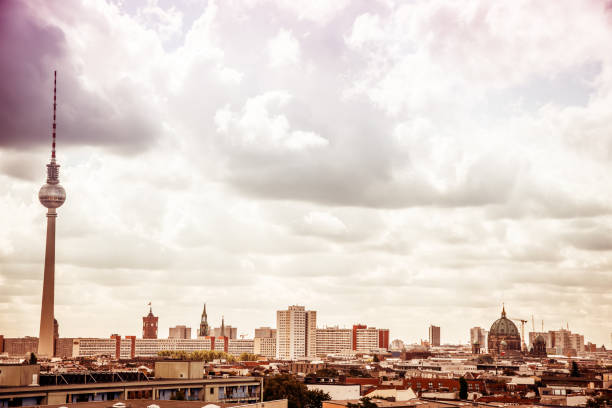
[511,318,528,351]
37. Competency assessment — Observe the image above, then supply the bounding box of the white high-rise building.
[254,337,276,358]
[276,305,317,360]
[470,327,488,351]
[355,327,381,352]
[169,325,192,339]
[316,326,352,356]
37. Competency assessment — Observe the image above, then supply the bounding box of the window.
[210,388,214,395]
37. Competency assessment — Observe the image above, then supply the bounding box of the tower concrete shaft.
[38,208,57,356]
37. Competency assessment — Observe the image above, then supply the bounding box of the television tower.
[37,71,66,357]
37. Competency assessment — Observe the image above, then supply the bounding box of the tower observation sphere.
[39,167,66,208]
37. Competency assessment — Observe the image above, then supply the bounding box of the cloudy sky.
[1,0,612,347]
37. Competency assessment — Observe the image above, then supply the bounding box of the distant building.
[429,325,440,346]
[276,305,317,359]
[0,336,73,359]
[470,327,487,352]
[211,327,237,339]
[212,317,237,339]
[316,326,352,356]
[530,334,547,357]
[73,336,232,359]
[353,325,389,352]
[528,331,552,348]
[546,328,584,355]
[169,325,191,339]
[254,337,276,358]
[228,339,254,356]
[55,337,74,358]
[0,337,38,356]
[142,304,158,339]
[254,327,276,339]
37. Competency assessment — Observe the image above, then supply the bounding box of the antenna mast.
[52,70,57,160]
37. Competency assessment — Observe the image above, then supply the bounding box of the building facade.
[228,339,255,356]
[142,306,158,339]
[352,325,389,352]
[429,325,441,347]
[253,337,276,358]
[0,374,263,407]
[71,337,240,359]
[212,326,238,339]
[316,327,352,356]
[254,327,276,339]
[276,305,317,360]
[546,329,585,355]
[470,327,488,352]
[169,325,191,339]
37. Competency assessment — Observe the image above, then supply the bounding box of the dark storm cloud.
[0,0,160,155]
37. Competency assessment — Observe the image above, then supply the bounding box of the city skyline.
[1,0,612,348]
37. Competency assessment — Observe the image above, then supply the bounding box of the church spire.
[201,302,207,320]
[199,303,209,337]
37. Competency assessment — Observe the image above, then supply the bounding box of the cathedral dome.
[487,305,522,354]
[534,335,546,345]
[489,315,520,337]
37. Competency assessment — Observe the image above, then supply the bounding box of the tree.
[315,368,339,378]
[586,396,609,408]
[347,397,378,408]
[157,350,236,362]
[347,368,371,378]
[459,377,468,400]
[372,355,380,363]
[265,374,309,408]
[570,361,580,377]
[264,374,330,408]
[305,389,331,408]
[240,352,260,361]
[28,353,37,365]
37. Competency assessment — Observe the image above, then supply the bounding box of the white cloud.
[136,0,183,43]
[215,91,328,151]
[1,0,612,348]
[268,29,301,68]
[300,211,348,237]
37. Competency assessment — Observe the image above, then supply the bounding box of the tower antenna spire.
[52,70,57,160]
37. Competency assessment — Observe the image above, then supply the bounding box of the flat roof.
[32,399,279,408]
[0,377,261,395]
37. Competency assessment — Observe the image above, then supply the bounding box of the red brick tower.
[143,303,158,339]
